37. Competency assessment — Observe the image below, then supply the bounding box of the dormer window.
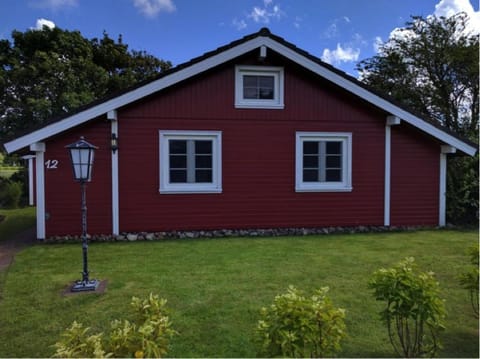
[235,65,284,109]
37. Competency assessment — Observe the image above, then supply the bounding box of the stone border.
[44,225,435,244]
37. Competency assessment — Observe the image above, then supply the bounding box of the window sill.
[159,187,223,194]
[295,186,353,193]
[235,103,285,109]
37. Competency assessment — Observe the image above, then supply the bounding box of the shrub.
[459,244,479,318]
[52,293,177,358]
[255,285,346,358]
[0,180,22,208]
[369,257,446,358]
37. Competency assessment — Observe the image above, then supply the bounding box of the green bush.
[369,257,446,358]
[255,285,346,358]
[0,180,22,208]
[52,293,177,358]
[459,244,479,318]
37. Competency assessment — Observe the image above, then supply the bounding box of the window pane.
[326,155,341,168]
[259,76,274,88]
[326,141,341,154]
[244,87,258,99]
[195,140,212,154]
[259,88,274,99]
[243,75,274,100]
[303,169,318,182]
[195,155,212,168]
[195,169,212,183]
[303,141,318,154]
[170,155,187,168]
[243,75,257,87]
[303,155,318,168]
[326,169,342,182]
[170,169,187,183]
[169,140,186,154]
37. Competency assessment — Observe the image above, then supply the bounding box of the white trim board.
[4,33,477,156]
[30,142,45,240]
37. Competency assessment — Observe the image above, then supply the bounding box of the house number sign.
[45,159,59,169]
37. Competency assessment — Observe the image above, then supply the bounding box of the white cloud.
[33,18,56,30]
[322,16,352,39]
[133,0,176,18]
[233,18,247,30]
[321,43,360,65]
[434,0,480,34]
[30,0,77,9]
[247,0,284,24]
[293,16,303,29]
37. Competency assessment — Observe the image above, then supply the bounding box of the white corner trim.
[384,117,401,226]
[111,119,119,235]
[439,152,447,226]
[384,125,392,226]
[22,155,35,206]
[438,145,456,226]
[30,142,45,240]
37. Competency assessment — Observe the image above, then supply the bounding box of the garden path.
[0,227,36,271]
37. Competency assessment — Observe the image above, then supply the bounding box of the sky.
[0,0,479,76]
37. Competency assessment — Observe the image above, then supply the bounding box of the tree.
[357,13,479,224]
[0,26,171,143]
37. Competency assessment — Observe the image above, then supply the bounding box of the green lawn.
[0,207,36,242]
[0,229,478,357]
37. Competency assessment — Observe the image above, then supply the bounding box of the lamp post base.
[71,279,100,292]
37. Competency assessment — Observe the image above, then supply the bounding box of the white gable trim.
[261,38,476,156]
[4,34,477,156]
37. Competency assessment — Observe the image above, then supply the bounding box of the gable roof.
[4,28,477,156]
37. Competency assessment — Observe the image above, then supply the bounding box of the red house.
[4,28,477,240]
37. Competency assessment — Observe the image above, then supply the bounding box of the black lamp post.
[66,137,100,292]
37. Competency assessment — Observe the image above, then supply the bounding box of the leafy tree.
[0,26,171,143]
[357,13,479,224]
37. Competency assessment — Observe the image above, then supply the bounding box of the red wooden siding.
[390,124,440,226]
[39,53,443,237]
[44,121,112,236]
[117,58,387,232]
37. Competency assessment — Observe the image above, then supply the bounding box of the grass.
[0,229,478,357]
[0,207,36,242]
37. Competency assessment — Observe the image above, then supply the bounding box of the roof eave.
[4,29,477,157]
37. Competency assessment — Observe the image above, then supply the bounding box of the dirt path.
[0,227,37,271]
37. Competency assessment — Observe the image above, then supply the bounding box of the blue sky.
[0,0,478,76]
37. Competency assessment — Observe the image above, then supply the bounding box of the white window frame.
[235,65,284,109]
[159,130,222,194]
[295,132,352,192]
